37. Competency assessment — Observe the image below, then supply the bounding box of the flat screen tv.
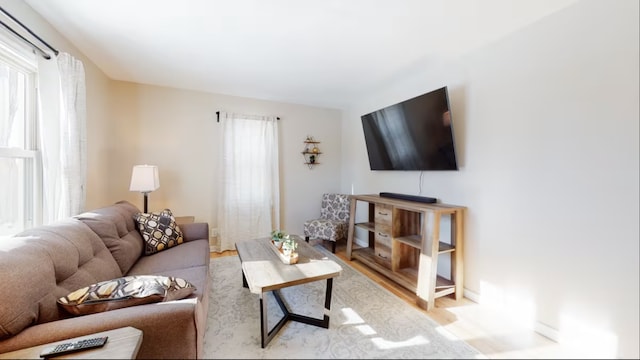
[361,86,458,171]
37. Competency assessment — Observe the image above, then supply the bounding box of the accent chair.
[303,193,351,253]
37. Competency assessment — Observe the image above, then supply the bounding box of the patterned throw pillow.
[134,209,184,255]
[57,275,196,316]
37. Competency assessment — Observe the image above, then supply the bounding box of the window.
[0,40,40,239]
[215,113,280,252]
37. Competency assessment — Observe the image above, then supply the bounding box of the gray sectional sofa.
[0,200,210,359]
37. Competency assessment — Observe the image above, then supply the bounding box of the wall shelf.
[302,137,321,169]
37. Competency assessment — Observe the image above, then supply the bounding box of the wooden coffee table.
[0,326,142,359]
[235,237,342,348]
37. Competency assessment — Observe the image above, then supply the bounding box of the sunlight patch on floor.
[435,325,461,341]
[371,335,429,349]
[340,307,364,325]
[341,307,433,350]
[558,312,618,359]
[355,324,376,336]
[478,280,537,331]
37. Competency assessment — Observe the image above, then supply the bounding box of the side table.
[0,326,143,359]
[175,216,195,225]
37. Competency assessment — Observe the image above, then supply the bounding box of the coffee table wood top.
[0,326,142,359]
[236,237,342,294]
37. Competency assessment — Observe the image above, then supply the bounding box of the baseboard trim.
[533,321,560,342]
[353,237,367,248]
[463,288,559,342]
[352,236,561,343]
[463,288,480,303]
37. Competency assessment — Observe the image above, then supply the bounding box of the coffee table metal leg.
[261,291,289,348]
[259,278,334,348]
[260,295,268,348]
[287,278,332,327]
[236,248,248,289]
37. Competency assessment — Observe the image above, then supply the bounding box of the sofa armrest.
[180,222,209,242]
[0,300,205,359]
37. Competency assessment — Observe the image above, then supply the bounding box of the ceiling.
[24,0,576,109]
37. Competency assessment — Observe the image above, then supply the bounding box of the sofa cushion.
[128,239,210,275]
[134,209,184,255]
[57,275,196,316]
[0,219,122,340]
[75,201,144,274]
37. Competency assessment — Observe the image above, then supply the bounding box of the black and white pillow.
[57,275,196,316]
[134,209,184,255]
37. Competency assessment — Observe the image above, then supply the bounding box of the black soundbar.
[379,192,437,204]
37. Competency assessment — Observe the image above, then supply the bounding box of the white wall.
[341,0,639,358]
[107,82,342,238]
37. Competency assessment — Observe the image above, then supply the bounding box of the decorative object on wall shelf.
[302,136,322,169]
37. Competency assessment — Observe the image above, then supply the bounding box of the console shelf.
[346,194,465,311]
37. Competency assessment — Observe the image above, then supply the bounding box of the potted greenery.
[271,229,286,249]
[281,235,298,257]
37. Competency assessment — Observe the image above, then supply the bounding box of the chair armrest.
[180,222,209,242]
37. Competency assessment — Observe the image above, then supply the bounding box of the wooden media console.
[346,194,465,311]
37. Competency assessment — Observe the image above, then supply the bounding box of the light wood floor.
[211,240,572,359]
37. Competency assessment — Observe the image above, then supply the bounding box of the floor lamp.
[129,165,160,213]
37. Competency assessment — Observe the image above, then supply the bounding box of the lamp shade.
[129,165,160,193]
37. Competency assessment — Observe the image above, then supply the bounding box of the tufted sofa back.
[0,218,122,339]
[74,200,144,274]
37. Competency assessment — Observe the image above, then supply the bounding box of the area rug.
[203,245,483,359]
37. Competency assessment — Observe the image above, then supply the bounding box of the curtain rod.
[216,111,280,122]
[0,6,59,60]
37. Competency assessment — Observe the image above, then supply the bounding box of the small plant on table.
[271,229,286,249]
[281,235,298,257]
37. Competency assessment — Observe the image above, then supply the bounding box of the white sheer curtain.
[0,66,19,227]
[215,112,280,252]
[38,52,87,223]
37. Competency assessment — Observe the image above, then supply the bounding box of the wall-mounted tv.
[361,86,458,171]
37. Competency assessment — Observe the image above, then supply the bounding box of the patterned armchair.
[303,193,351,253]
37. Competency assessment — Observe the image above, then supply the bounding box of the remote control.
[39,336,108,358]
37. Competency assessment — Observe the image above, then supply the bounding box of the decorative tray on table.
[268,240,299,265]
